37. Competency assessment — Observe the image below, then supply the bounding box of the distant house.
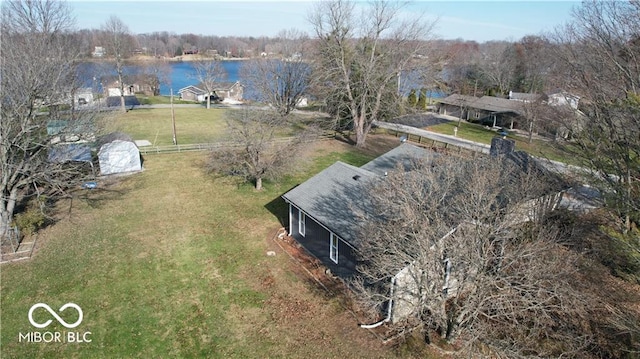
[92,46,105,57]
[211,81,243,102]
[546,89,580,110]
[177,85,208,102]
[97,132,142,175]
[178,81,244,103]
[437,94,524,128]
[102,74,160,97]
[507,91,543,102]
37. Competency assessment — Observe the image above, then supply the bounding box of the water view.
[79,60,444,101]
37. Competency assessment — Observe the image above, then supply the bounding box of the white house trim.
[330,233,339,263]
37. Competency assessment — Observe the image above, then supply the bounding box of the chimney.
[490,137,515,157]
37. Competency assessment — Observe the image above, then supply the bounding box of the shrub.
[14,209,45,236]
[13,198,47,236]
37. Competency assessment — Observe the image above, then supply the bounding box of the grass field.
[0,137,417,358]
[427,121,573,163]
[137,95,195,105]
[103,108,229,146]
[104,108,332,147]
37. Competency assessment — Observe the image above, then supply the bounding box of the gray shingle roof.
[178,85,206,95]
[361,143,437,176]
[282,144,434,246]
[438,95,524,115]
[282,161,376,245]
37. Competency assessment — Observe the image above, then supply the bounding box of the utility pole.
[171,89,177,145]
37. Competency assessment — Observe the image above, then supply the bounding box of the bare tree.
[510,36,552,94]
[477,40,517,96]
[192,59,228,109]
[352,154,597,356]
[551,0,640,232]
[139,60,172,96]
[101,15,134,112]
[1,0,98,239]
[206,110,314,190]
[240,29,311,115]
[309,0,436,147]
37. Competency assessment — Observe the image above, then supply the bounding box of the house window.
[298,210,305,237]
[330,233,338,263]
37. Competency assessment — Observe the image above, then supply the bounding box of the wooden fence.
[139,133,334,155]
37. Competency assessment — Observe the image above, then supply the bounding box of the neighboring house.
[546,89,580,110]
[508,89,580,110]
[178,81,244,103]
[507,91,542,102]
[438,90,581,131]
[102,74,160,97]
[92,46,105,58]
[212,81,243,102]
[437,94,524,128]
[178,85,208,102]
[97,132,142,175]
[282,140,566,323]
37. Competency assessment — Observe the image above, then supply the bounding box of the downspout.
[360,276,396,329]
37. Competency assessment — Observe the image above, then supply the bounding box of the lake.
[79,60,444,100]
[158,60,243,96]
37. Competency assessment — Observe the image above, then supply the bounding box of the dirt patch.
[259,228,396,349]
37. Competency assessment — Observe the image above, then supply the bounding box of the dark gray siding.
[289,204,357,278]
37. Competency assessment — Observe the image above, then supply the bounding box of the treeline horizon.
[75,27,521,59]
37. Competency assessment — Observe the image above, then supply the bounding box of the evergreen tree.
[407,89,417,107]
[417,88,427,109]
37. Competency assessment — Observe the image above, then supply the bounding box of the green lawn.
[427,121,574,163]
[104,108,229,146]
[137,95,194,105]
[0,139,406,358]
[104,108,332,147]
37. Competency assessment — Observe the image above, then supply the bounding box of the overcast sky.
[70,0,580,42]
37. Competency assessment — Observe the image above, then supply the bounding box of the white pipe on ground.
[360,276,395,329]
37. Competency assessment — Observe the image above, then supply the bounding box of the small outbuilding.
[98,132,142,175]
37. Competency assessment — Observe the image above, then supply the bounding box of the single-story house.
[177,85,208,102]
[178,81,243,102]
[437,94,524,128]
[97,132,142,175]
[282,144,439,278]
[282,140,566,323]
[102,74,159,97]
